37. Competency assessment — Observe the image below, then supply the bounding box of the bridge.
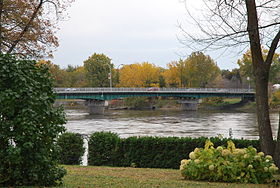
[55,88,255,114]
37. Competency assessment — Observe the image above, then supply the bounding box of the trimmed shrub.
[88,132,120,166]
[57,132,85,165]
[88,131,260,169]
[180,140,277,184]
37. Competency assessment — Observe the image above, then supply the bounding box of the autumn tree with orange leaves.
[118,62,161,87]
[0,0,73,58]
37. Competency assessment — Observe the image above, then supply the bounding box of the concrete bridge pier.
[179,99,199,111]
[86,99,105,115]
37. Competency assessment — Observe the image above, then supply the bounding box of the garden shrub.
[0,54,66,186]
[180,140,278,184]
[88,131,120,166]
[57,132,85,165]
[88,131,260,169]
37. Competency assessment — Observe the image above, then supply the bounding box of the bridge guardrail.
[54,87,254,93]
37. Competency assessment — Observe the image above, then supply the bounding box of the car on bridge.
[65,88,77,91]
[148,87,159,91]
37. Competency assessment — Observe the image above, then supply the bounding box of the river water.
[65,108,280,140]
[64,108,280,165]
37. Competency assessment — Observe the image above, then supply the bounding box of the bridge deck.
[55,88,255,100]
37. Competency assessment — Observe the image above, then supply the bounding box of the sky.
[52,0,240,70]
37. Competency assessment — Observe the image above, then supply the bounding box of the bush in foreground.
[88,132,120,166]
[180,140,278,184]
[88,131,260,169]
[57,132,85,165]
[0,55,66,186]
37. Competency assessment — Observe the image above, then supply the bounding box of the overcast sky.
[52,0,240,70]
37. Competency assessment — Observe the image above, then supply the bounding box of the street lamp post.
[108,65,112,89]
[105,63,112,89]
[247,77,250,90]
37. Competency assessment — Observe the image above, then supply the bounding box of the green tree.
[84,53,113,87]
[238,49,280,84]
[0,54,66,186]
[185,52,220,88]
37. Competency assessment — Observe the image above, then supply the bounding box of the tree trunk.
[254,68,274,155]
[245,0,274,155]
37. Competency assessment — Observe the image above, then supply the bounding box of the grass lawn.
[61,165,273,188]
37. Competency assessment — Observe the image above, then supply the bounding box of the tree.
[185,52,220,88]
[163,61,183,87]
[238,49,280,84]
[84,53,113,87]
[163,53,220,88]
[0,54,66,186]
[0,0,73,58]
[180,0,280,166]
[118,62,160,87]
[37,60,66,87]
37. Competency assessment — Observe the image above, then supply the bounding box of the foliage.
[238,49,280,84]
[84,53,113,87]
[180,140,278,184]
[88,132,260,169]
[202,97,224,105]
[0,0,73,58]
[88,132,121,166]
[185,52,220,88]
[40,61,87,87]
[163,60,186,87]
[272,90,280,103]
[0,54,66,186]
[118,62,160,87]
[163,53,220,88]
[124,97,151,109]
[57,132,85,165]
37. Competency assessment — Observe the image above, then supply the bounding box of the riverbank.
[61,165,272,188]
[56,98,257,112]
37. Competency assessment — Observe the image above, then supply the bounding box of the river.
[65,108,280,140]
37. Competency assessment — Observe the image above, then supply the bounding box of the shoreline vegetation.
[55,97,280,112]
[60,165,274,188]
[55,98,259,112]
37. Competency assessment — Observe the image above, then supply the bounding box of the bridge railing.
[54,87,254,93]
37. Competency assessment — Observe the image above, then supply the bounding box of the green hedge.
[88,132,121,166]
[88,132,260,169]
[57,132,85,165]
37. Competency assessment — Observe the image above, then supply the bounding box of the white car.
[65,88,77,91]
[272,84,280,90]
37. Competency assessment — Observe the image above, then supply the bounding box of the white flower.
[266,155,273,160]
[189,152,196,160]
[194,148,200,153]
[248,164,253,169]
[216,146,223,151]
[209,164,214,171]
[194,159,200,164]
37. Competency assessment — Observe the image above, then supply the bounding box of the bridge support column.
[86,99,105,115]
[179,99,199,111]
